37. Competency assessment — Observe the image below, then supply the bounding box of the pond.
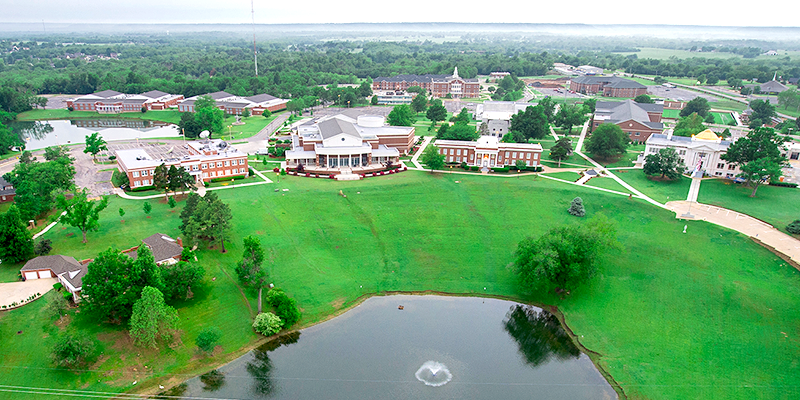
[168,295,617,399]
[8,119,179,151]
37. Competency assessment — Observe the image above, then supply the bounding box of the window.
[728,164,736,170]
[456,157,461,162]
[141,170,148,177]
[679,150,686,155]
[202,172,208,178]
[457,149,461,155]
[201,163,207,169]
[240,168,246,173]
[133,180,140,187]
[238,159,245,165]
[224,160,230,167]
[512,152,517,158]
[717,163,724,169]
[217,162,223,168]
[192,165,199,171]
[635,132,640,136]
[526,153,531,159]
[132,171,140,178]
[449,149,453,155]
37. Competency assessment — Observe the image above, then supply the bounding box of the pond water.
[8,119,179,151]
[169,295,616,399]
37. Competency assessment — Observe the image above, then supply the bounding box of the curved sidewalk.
[666,201,800,266]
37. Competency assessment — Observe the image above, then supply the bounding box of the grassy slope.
[0,171,798,399]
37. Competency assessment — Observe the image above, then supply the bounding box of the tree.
[515,160,527,171]
[129,286,178,348]
[82,247,163,322]
[406,86,425,94]
[704,113,716,124]
[425,99,447,123]
[34,239,53,256]
[748,99,777,128]
[421,144,445,172]
[161,260,205,301]
[510,105,548,140]
[0,204,34,264]
[3,154,75,220]
[567,197,585,217]
[168,196,177,208]
[181,192,233,252]
[236,235,269,314]
[787,220,800,235]
[501,131,526,143]
[514,216,618,292]
[728,77,742,89]
[143,201,152,215]
[19,151,35,164]
[778,89,800,111]
[706,74,720,85]
[178,112,202,139]
[262,109,272,118]
[253,312,282,336]
[83,132,107,162]
[118,207,125,223]
[167,165,182,195]
[410,93,428,113]
[581,98,597,114]
[196,327,222,353]
[57,190,109,243]
[680,97,710,118]
[242,108,251,118]
[549,137,572,167]
[43,145,71,161]
[643,147,683,180]
[386,104,416,127]
[673,113,706,137]
[554,104,587,134]
[195,95,224,134]
[51,333,96,369]
[266,288,301,328]
[153,164,169,199]
[455,108,471,123]
[437,123,478,141]
[737,157,784,198]
[634,94,654,104]
[47,291,69,322]
[370,95,378,105]
[538,97,557,123]
[722,127,787,170]
[585,123,629,159]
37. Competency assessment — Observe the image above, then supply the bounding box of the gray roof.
[757,80,788,93]
[141,90,169,99]
[318,118,362,140]
[596,100,663,129]
[21,255,86,289]
[207,91,235,100]
[571,76,646,89]
[122,98,147,104]
[0,176,13,196]
[92,90,123,98]
[636,103,664,113]
[246,94,278,103]
[141,233,183,263]
[374,74,450,83]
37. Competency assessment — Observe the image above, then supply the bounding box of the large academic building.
[177,91,288,115]
[434,136,543,168]
[372,68,480,99]
[569,76,647,97]
[66,90,184,113]
[642,129,741,178]
[592,100,664,144]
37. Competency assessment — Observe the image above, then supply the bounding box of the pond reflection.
[504,305,581,367]
[246,332,300,397]
[9,121,54,141]
[199,370,225,392]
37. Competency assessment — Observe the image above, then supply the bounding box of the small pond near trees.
[9,119,179,151]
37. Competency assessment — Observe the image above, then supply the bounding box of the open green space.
[584,177,632,193]
[542,171,581,181]
[614,48,744,60]
[662,109,680,119]
[0,171,798,399]
[614,169,691,203]
[711,111,736,125]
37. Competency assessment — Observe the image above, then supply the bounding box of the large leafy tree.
[585,123,629,159]
[680,97,710,118]
[83,132,107,162]
[721,127,787,171]
[643,147,683,180]
[129,286,178,348]
[153,164,169,199]
[514,216,618,293]
[43,145,72,162]
[549,137,572,167]
[0,122,23,155]
[82,247,163,323]
[386,104,416,126]
[0,204,34,264]
[181,192,233,252]
[51,333,96,369]
[738,157,785,197]
[634,94,654,104]
[777,89,800,112]
[510,105,548,140]
[537,97,557,123]
[57,190,109,243]
[437,122,478,141]
[425,99,447,123]
[194,95,224,134]
[3,155,75,220]
[747,99,777,128]
[410,93,428,113]
[236,235,269,313]
[161,259,205,301]
[421,144,445,172]
[673,113,706,137]
[554,104,587,134]
[178,112,202,138]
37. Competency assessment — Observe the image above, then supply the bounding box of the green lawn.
[710,111,736,125]
[542,171,581,181]
[584,177,632,193]
[0,171,798,399]
[615,169,693,203]
[662,109,680,119]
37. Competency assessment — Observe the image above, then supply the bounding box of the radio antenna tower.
[251,0,258,76]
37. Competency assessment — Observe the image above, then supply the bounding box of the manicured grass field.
[542,171,581,181]
[584,177,632,193]
[662,109,680,119]
[614,169,691,203]
[711,111,736,125]
[0,171,798,399]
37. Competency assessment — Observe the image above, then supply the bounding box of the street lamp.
[227,125,233,141]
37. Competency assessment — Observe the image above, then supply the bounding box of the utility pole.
[251,0,258,76]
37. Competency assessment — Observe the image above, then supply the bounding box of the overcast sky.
[3,0,797,27]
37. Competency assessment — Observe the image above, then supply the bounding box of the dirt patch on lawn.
[331,297,346,310]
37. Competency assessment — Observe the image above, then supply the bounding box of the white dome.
[357,115,384,127]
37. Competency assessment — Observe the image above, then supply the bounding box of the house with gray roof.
[592,100,664,144]
[21,255,87,301]
[745,80,788,95]
[0,176,15,203]
[127,233,184,265]
[569,76,648,97]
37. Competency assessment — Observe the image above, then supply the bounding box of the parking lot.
[647,86,718,102]
[536,87,585,99]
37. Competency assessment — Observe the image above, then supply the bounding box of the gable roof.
[21,255,87,289]
[571,76,646,89]
[758,80,788,93]
[207,91,235,100]
[141,233,183,263]
[318,117,362,140]
[246,93,278,103]
[140,90,169,99]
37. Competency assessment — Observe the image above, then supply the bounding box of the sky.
[3,0,798,27]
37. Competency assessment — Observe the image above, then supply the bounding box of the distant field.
[614,47,743,60]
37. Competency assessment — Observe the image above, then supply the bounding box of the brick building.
[177,91,288,115]
[372,67,480,99]
[0,176,15,203]
[67,90,184,113]
[569,76,647,97]
[592,100,664,144]
[434,136,543,168]
[115,139,249,188]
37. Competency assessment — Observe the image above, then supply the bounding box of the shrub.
[460,162,468,170]
[67,106,74,112]
[491,166,510,173]
[209,175,247,183]
[34,239,53,256]
[111,170,129,187]
[470,166,479,171]
[568,197,586,217]
[266,289,301,329]
[53,282,63,291]
[195,327,222,353]
[168,196,177,208]
[248,168,255,177]
[787,220,800,235]
[273,167,280,173]
[108,155,116,161]
[141,106,147,113]
[262,110,272,118]
[51,333,96,369]
[769,181,798,188]
[280,168,287,176]
[253,312,282,336]
[130,185,155,192]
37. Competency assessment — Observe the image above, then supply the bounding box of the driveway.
[0,278,58,309]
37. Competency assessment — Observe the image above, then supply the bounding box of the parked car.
[256,148,270,155]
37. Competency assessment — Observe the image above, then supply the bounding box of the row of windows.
[201,168,247,178]
[130,159,246,177]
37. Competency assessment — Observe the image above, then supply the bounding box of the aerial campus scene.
[0,1,799,399]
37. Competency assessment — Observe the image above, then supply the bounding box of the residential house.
[0,176,15,203]
[592,100,664,144]
[20,255,87,302]
[124,233,183,265]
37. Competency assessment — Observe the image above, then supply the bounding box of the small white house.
[21,255,87,301]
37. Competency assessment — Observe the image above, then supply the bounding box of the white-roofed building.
[475,101,537,138]
[641,129,741,178]
[285,114,414,174]
[177,91,288,115]
[66,90,184,113]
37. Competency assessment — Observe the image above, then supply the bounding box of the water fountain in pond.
[414,361,452,387]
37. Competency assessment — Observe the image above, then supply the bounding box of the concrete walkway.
[32,211,67,240]
[0,278,57,309]
[410,136,434,169]
[666,201,800,265]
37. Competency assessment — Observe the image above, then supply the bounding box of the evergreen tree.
[0,204,34,264]
[129,286,178,348]
[568,197,586,217]
[236,235,269,313]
